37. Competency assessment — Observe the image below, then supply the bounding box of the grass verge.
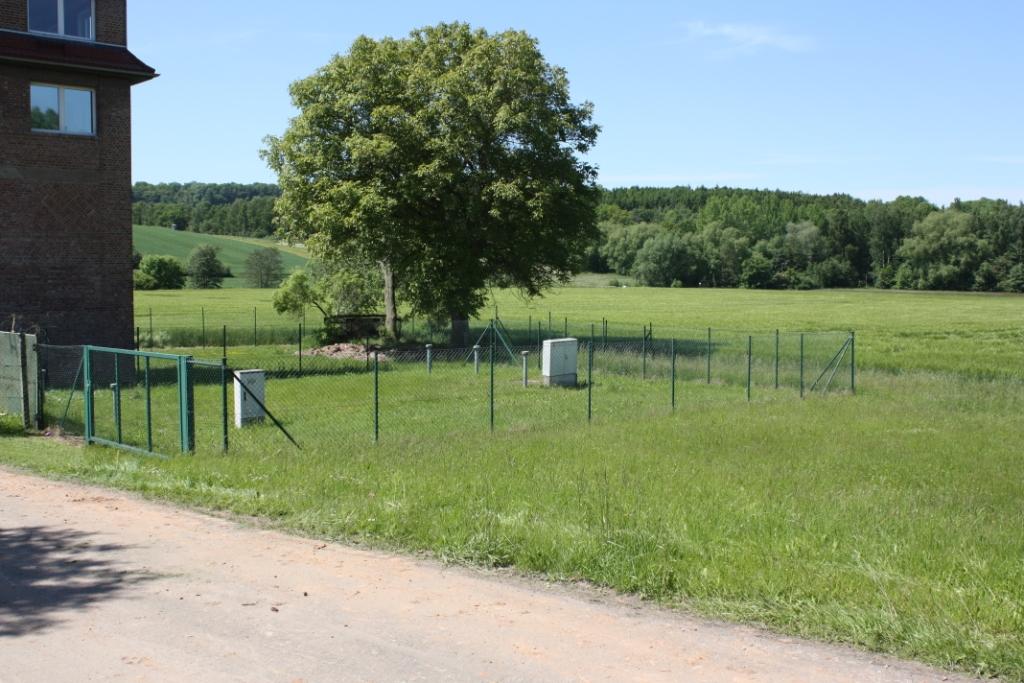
[2,368,1023,680]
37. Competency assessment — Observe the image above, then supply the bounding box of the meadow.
[135,285,1024,378]
[4,284,1024,680]
[132,225,308,288]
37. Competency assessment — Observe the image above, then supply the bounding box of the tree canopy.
[135,255,186,290]
[262,22,600,339]
[186,245,226,289]
[244,247,286,288]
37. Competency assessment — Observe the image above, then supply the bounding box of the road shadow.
[0,525,154,637]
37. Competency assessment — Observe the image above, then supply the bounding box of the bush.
[133,270,158,290]
[138,255,186,289]
[998,264,1024,293]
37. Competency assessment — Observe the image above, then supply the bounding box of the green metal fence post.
[222,325,227,361]
[426,344,433,374]
[800,333,805,399]
[220,356,229,452]
[587,340,593,423]
[201,307,206,348]
[774,329,780,389]
[186,357,196,453]
[148,308,153,348]
[36,358,46,431]
[298,324,303,375]
[537,321,542,370]
[144,356,152,452]
[112,356,122,444]
[746,336,753,402]
[489,327,495,433]
[253,307,257,347]
[373,351,380,443]
[706,327,712,384]
[178,356,195,453]
[17,333,29,431]
[83,346,94,443]
[850,330,856,394]
[671,338,676,411]
[641,328,647,380]
[564,317,568,337]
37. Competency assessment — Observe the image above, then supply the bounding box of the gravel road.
[0,467,975,682]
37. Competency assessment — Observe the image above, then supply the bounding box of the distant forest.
[133,182,1024,292]
[132,182,279,237]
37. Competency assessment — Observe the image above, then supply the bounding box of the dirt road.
[0,467,973,682]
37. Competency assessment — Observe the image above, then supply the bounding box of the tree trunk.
[450,314,470,348]
[381,262,398,340]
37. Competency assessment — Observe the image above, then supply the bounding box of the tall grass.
[4,368,1023,678]
[7,285,1024,679]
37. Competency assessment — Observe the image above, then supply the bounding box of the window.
[31,84,95,135]
[28,0,94,40]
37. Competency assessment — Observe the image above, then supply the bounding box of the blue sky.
[130,1,1024,204]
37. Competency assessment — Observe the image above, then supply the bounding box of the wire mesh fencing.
[35,328,855,457]
[220,329,855,454]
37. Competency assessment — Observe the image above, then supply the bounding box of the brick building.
[0,0,155,348]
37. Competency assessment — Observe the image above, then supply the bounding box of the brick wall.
[0,62,134,348]
[96,0,126,45]
[0,1,126,45]
[0,0,26,32]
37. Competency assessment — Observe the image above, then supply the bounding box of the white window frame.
[27,0,96,41]
[30,83,96,136]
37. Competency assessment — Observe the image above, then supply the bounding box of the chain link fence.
[34,327,853,457]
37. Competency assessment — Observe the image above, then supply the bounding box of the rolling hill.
[133,225,308,288]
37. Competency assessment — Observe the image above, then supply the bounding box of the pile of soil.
[301,343,390,362]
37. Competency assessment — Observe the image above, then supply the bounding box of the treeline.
[131,182,280,237]
[132,182,1024,292]
[590,187,1024,292]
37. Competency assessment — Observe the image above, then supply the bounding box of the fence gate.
[80,346,230,457]
[0,331,40,430]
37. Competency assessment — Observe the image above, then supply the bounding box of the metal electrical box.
[542,338,578,387]
[233,369,266,427]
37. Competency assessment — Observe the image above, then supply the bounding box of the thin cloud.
[684,21,813,54]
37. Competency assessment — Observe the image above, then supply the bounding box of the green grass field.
[4,285,1024,680]
[132,225,308,288]
[135,285,1024,378]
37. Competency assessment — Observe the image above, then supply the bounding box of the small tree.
[273,259,382,320]
[244,247,285,288]
[138,255,186,290]
[187,244,225,289]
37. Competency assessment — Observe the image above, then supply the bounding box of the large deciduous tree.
[262,22,600,341]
